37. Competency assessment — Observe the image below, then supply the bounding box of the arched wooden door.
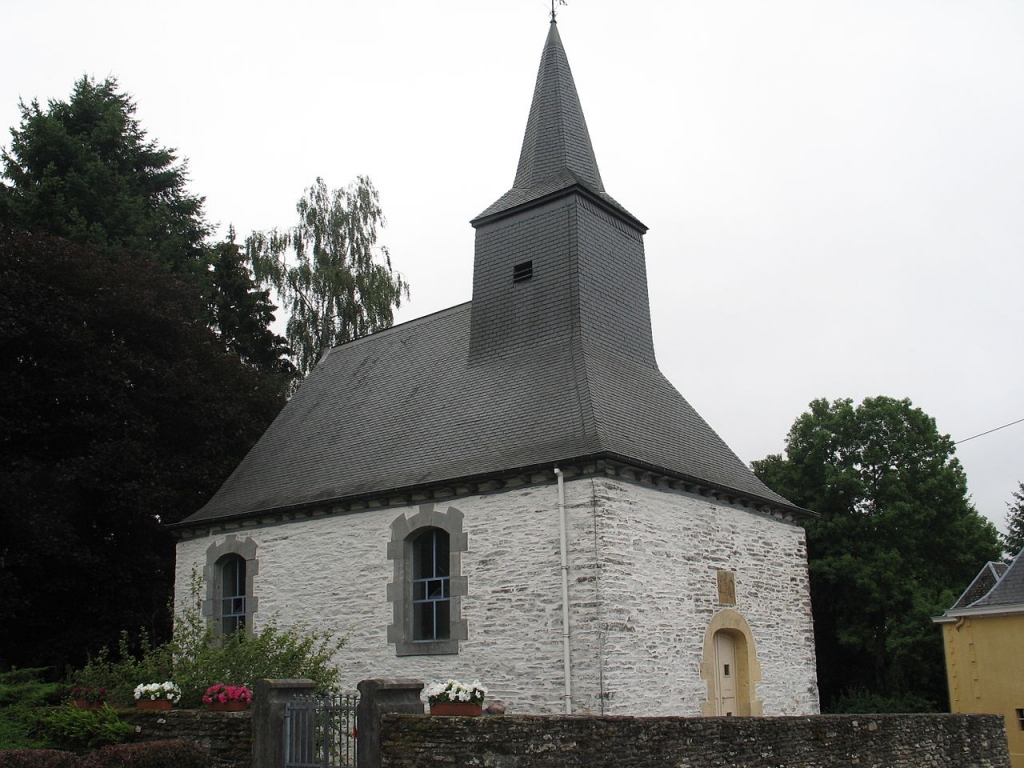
[713,630,738,716]
[701,610,763,717]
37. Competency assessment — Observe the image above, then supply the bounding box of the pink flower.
[203,683,254,704]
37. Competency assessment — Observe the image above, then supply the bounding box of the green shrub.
[67,635,172,708]
[72,569,344,708]
[170,616,342,707]
[0,749,79,768]
[0,669,64,749]
[36,706,134,751]
[79,739,210,768]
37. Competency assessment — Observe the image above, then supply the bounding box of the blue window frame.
[412,528,450,641]
[220,554,246,636]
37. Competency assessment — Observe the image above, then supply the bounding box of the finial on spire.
[551,0,567,23]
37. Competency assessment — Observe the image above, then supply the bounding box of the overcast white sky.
[3,0,1022,531]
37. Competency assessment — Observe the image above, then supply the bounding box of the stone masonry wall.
[175,476,816,716]
[581,478,817,716]
[379,713,1011,768]
[128,709,251,768]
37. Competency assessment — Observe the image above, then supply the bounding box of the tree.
[0,227,285,672]
[247,176,409,376]
[209,228,296,388]
[1,76,208,277]
[1002,482,1024,558]
[753,396,1001,712]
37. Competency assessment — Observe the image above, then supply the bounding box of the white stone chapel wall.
[579,478,818,716]
[175,482,591,713]
[174,476,817,716]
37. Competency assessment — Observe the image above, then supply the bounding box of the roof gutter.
[933,602,1024,622]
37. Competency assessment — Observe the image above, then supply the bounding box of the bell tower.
[469,21,655,368]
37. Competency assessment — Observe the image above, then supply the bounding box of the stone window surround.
[203,534,259,635]
[387,504,468,656]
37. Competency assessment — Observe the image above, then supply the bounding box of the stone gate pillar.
[357,679,424,768]
[252,678,316,768]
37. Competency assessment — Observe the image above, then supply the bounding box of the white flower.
[133,681,181,701]
[425,678,487,705]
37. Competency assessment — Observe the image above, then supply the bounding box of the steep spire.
[514,20,603,193]
[473,21,642,225]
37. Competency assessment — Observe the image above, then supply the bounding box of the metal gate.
[284,693,359,768]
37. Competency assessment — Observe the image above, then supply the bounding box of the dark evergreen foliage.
[0,228,285,673]
[1,77,208,277]
[1002,482,1024,559]
[0,668,64,750]
[209,228,296,387]
[753,396,1002,712]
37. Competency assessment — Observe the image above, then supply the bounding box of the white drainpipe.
[554,467,572,714]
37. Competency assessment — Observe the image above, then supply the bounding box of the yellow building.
[935,551,1024,767]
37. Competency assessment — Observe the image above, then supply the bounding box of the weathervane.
[551,0,567,22]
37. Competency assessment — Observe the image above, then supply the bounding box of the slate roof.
[950,561,1009,610]
[179,21,804,528]
[184,300,796,525]
[966,550,1024,609]
[940,550,1024,617]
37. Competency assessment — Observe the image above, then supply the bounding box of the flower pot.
[70,699,103,710]
[206,700,249,712]
[136,699,173,711]
[429,701,482,716]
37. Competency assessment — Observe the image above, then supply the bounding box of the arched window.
[203,535,258,636]
[412,528,450,641]
[220,554,247,636]
[388,504,468,656]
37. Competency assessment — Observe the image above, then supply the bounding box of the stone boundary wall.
[127,709,251,768]
[379,713,1010,768]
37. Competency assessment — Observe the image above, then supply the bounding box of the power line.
[955,417,1024,445]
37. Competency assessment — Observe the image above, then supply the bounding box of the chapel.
[174,18,820,716]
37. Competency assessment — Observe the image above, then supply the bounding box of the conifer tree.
[1,76,208,277]
[0,228,285,671]
[1002,482,1024,558]
[209,228,296,388]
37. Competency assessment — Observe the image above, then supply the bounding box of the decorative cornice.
[171,454,813,540]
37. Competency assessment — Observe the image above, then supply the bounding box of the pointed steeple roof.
[474,21,641,227]
[515,21,603,192]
